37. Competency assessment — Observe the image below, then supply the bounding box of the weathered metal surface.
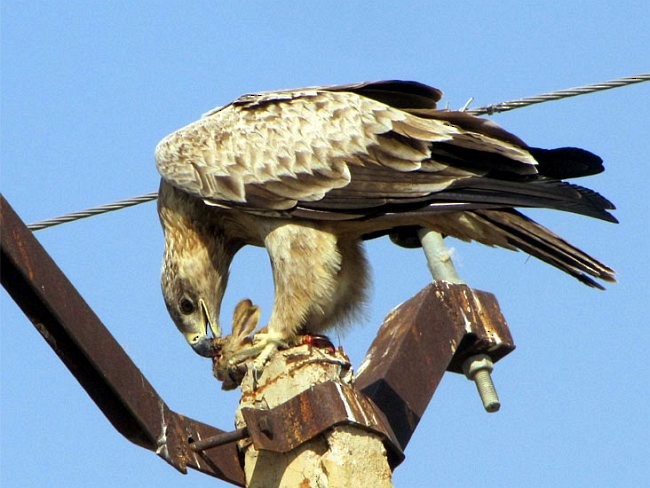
[355,281,515,449]
[445,285,515,373]
[240,380,405,469]
[2,193,516,483]
[164,413,244,483]
[1,195,245,486]
[190,427,249,452]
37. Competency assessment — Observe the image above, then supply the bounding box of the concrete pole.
[234,344,393,488]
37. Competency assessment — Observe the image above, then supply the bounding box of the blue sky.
[2,2,648,487]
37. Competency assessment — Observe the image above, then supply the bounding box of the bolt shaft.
[190,427,249,452]
[462,354,501,413]
[472,369,500,412]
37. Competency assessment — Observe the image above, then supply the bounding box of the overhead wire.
[27,192,159,231]
[468,73,650,116]
[27,73,650,232]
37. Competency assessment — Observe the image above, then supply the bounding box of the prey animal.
[156,80,615,367]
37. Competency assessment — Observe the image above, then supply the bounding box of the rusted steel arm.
[193,282,515,463]
[0,195,245,486]
[356,281,515,449]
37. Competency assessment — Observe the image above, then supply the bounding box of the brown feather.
[156,80,616,361]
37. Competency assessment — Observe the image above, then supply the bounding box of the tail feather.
[528,147,605,179]
[470,209,615,288]
[438,178,617,223]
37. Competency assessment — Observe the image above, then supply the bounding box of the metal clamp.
[190,380,404,469]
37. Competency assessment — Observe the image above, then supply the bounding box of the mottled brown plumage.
[156,80,615,363]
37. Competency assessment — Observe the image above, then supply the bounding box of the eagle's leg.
[251,329,290,370]
[251,224,367,370]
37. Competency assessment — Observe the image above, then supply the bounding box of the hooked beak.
[183,299,221,358]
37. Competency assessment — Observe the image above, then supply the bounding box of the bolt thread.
[473,369,500,413]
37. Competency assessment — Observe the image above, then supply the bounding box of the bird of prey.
[156,80,615,365]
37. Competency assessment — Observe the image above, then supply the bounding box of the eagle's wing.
[156,80,614,222]
[156,80,616,288]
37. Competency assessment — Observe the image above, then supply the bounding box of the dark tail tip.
[530,147,605,179]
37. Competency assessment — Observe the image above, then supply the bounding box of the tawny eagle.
[155,80,615,362]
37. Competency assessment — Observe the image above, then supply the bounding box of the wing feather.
[156,80,615,289]
[155,80,613,223]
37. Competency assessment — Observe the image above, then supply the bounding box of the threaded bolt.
[462,354,500,413]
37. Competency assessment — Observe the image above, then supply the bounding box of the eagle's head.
[158,184,237,357]
[162,274,222,357]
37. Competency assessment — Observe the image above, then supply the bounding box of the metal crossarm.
[0,195,245,486]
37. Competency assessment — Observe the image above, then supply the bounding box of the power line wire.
[27,72,650,232]
[468,73,650,116]
[27,192,158,231]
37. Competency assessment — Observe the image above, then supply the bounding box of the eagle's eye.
[179,297,196,315]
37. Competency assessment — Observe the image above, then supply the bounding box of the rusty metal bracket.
[241,380,404,468]
[190,380,404,469]
[1,195,245,486]
[356,281,515,449]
